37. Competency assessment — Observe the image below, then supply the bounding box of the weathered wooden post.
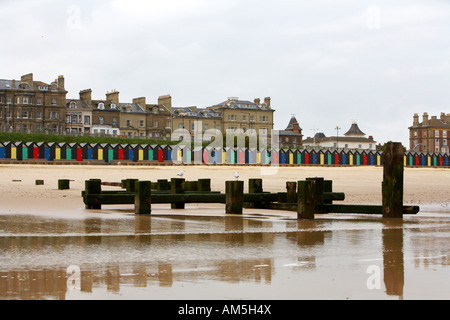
[85,179,102,209]
[157,179,170,191]
[382,142,404,218]
[171,178,185,209]
[306,177,325,213]
[324,180,333,205]
[58,179,70,190]
[135,180,151,215]
[286,182,297,203]
[125,179,138,193]
[197,179,211,192]
[226,180,244,214]
[248,178,263,208]
[297,179,315,220]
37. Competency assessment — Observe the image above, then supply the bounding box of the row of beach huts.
[0,141,449,167]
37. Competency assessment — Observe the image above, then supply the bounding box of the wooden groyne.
[81,142,420,219]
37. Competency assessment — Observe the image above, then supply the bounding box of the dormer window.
[70,102,76,109]
[98,102,105,110]
[111,103,117,109]
[152,107,158,114]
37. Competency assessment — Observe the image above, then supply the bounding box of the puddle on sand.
[0,209,449,300]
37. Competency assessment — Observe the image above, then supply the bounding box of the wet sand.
[0,164,449,300]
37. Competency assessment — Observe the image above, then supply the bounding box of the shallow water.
[0,205,449,300]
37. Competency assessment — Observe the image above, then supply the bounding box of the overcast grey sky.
[1,0,449,147]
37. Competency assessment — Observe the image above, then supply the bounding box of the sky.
[1,0,449,147]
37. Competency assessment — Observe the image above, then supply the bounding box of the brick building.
[278,115,303,148]
[0,73,67,134]
[409,112,450,153]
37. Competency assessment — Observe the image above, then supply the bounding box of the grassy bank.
[0,132,178,146]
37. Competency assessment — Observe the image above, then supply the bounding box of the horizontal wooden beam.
[324,204,419,215]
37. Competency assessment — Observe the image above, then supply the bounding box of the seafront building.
[278,115,303,148]
[0,73,67,134]
[302,121,377,151]
[409,112,450,153]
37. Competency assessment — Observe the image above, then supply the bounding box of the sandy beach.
[0,164,449,301]
[0,164,448,214]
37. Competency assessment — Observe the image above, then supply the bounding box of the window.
[6,97,11,104]
[204,124,208,131]
[70,102,76,109]
[113,130,118,135]
[358,144,362,148]
[51,112,59,119]
[36,111,42,119]
[259,128,267,135]
[191,123,195,131]
[52,99,56,106]
[126,120,131,127]
[52,124,58,132]
[111,103,117,109]
[72,115,78,123]
[17,97,20,104]
[22,111,28,119]
[261,116,268,122]
[99,117,104,125]
[154,120,158,128]
[23,97,29,105]
[250,115,254,122]
[178,123,183,129]
[84,115,90,125]
[435,130,440,137]
[152,107,158,114]
[229,114,236,121]
[140,120,144,128]
[242,115,247,121]
[37,98,42,105]
[98,102,105,110]
[112,118,118,125]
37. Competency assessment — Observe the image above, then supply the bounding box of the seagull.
[234,171,239,179]
[177,170,184,177]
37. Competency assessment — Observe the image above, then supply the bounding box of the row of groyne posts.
[82,142,420,219]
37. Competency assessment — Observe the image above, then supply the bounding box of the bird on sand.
[234,171,239,179]
[177,170,184,177]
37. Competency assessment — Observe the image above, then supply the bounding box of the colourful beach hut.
[36,142,50,161]
[0,142,5,159]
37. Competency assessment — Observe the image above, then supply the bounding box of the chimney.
[293,121,300,134]
[57,75,65,90]
[133,97,146,106]
[11,79,16,89]
[254,98,260,105]
[264,97,271,108]
[79,89,92,106]
[106,90,120,105]
[423,112,429,126]
[21,73,33,84]
[158,95,172,112]
[413,113,419,126]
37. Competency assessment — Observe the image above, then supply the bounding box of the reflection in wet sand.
[0,211,449,300]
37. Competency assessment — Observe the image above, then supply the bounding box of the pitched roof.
[344,123,366,137]
[285,116,302,131]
